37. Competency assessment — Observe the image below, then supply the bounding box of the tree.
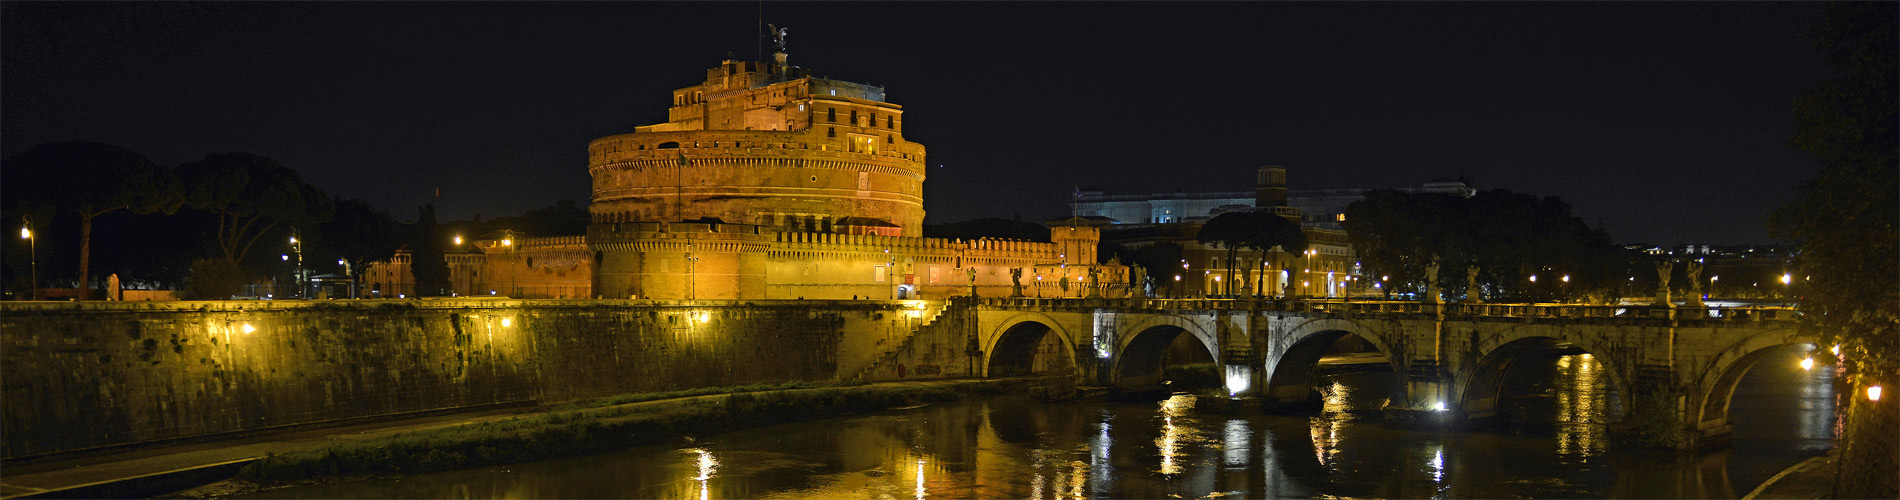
[1,142,182,299]
[1770,3,1896,497]
[1344,189,1618,302]
[1195,212,1257,296]
[177,153,335,277]
[1246,213,1308,297]
[410,204,452,297]
[310,197,403,298]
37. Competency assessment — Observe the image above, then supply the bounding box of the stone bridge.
[959,297,1808,449]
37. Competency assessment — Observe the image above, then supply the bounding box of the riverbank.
[1741,452,1838,500]
[0,378,1020,499]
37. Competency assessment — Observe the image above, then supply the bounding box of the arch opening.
[986,321,1072,377]
[1698,343,1836,453]
[1262,330,1400,413]
[1114,325,1214,392]
[1460,337,1624,453]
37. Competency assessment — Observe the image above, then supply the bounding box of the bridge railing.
[971,297,1798,322]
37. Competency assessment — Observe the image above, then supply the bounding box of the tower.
[587,51,929,299]
[1255,165,1288,209]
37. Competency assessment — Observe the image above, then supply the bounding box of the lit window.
[1336,213,1346,222]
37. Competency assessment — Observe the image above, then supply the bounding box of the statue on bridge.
[1655,260,1674,306]
[967,267,979,297]
[1009,268,1024,297]
[1425,259,1442,303]
[1465,265,1483,303]
[1684,260,1705,308]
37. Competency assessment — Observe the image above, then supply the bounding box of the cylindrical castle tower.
[589,55,927,299]
[588,58,927,235]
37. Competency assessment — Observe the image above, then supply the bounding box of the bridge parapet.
[971,297,1798,324]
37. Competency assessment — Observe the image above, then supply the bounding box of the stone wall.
[0,299,918,460]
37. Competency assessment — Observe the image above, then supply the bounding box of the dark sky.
[2,2,1830,245]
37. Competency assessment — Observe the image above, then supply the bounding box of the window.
[886,134,894,144]
[827,127,836,138]
[869,112,876,126]
[886,116,894,128]
[827,108,836,122]
[875,265,888,282]
[850,110,858,125]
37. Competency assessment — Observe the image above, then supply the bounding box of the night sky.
[2,2,1831,245]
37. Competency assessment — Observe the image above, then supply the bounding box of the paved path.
[1741,453,1837,500]
[0,378,1005,499]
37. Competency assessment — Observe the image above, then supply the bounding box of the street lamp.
[20,216,36,300]
[289,229,304,298]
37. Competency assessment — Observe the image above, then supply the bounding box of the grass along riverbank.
[235,380,1012,485]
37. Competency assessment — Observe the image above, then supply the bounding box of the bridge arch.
[1686,328,1817,433]
[1111,315,1218,390]
[983,312,1078,377]
[1262,318,1405,409]
[1455,324,1634,423]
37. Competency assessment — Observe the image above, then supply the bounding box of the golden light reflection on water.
[1156,395,1198,475]
[1308,381,1352,468]
[1553,353,1608,457]
[691,448,718,500]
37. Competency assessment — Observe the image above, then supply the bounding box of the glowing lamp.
[453,235,464,245]
[241,323,255,334]
[1780,274,1792,285]
[501,318,512,327]
[1529,275,1537,282]
[1869,386,1883,401]
[1800,357,1814,371]
[19,227,29,239]
[501,238,513,246]
[1432,401,1447,411]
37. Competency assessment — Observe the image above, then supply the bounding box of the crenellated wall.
[0,299,931,461]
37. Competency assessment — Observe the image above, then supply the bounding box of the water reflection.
[242,355,1835,500]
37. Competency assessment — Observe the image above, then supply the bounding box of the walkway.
[0,378,1004,499]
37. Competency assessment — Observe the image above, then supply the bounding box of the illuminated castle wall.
[588,53,1126,300]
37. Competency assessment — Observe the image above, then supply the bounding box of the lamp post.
[289,229,304,299]
[20,216,36,300]
[338,258,354,299]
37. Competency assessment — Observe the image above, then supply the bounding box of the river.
[238,351,1837,499]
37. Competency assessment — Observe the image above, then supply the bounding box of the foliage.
[310,197,403,290]
[410,204,452,297]
[177,153,335,278]
[0,142,183,298]
[1770,4,1896,497]
[1103,239,1184,297]
[1196,211,1306,296]
[186,257,243,299]
[1344,189,1620,302]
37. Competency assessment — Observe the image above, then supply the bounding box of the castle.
[368,50,1125,300]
